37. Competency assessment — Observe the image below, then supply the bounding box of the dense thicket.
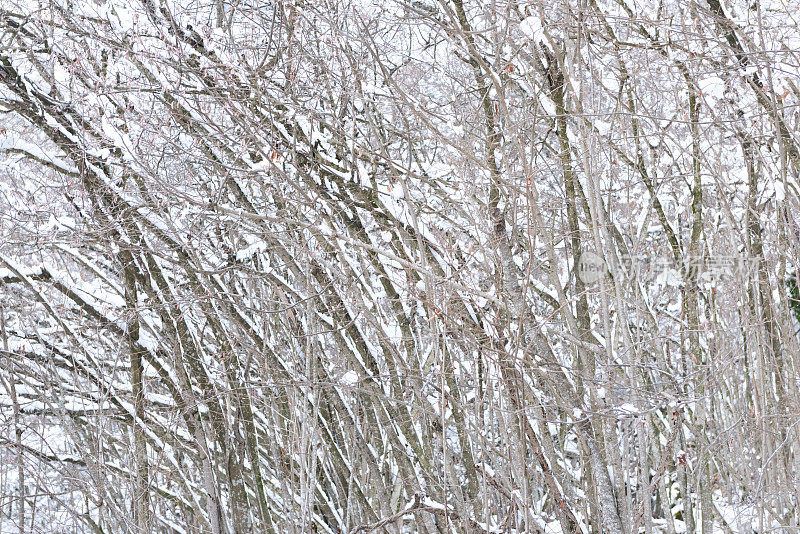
[1,0,799,532]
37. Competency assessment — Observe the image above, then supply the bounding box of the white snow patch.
[774,180,785,202]
[340,370,360,386]
[520,16,545,43]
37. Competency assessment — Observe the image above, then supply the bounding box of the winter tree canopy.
[1,0,800,532]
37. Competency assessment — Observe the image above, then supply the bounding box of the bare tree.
[1,0,800,532]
